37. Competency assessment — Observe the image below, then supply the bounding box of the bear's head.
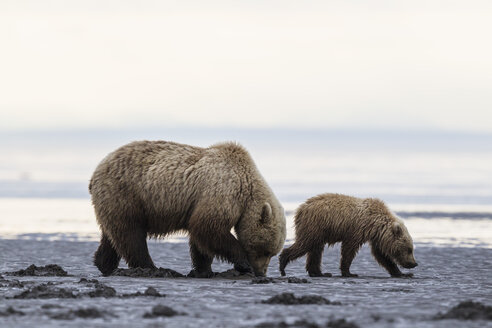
[386,219,418,269]
[235,201,286,276]
[367,199,418,270]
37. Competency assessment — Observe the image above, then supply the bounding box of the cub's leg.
[279,242,309,276]
[306,244,331,277]
[371,244,412,277]
[187,239,214,278]
[340,241,361,277]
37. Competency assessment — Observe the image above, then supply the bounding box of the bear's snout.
[250,256,271,277]
[403,262,418,269]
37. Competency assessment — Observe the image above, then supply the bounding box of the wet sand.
[0,238,491,327]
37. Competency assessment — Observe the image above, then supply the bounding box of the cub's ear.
[392,222,403,237]
[261,202,272,224]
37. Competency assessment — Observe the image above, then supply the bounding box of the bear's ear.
[392,222,403,237]
[260,202,272,224]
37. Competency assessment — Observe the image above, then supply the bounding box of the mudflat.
[0,239,491,327]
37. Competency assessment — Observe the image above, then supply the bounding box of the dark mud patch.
[434,301,492,320]
[288,277,310,284]
[0,277,25,288]
[143,305,186,318]
[0,306,25,317]
[49,307,116,320]
[251,277,278,284]
[82,280,162,298]
[78,278,100,284]
[112,267,183,278]
[11,281,118,299]
[7,264,69,277]
[255,318,359,328]
[261,293,341,305]
[13,279,164,300]
[85,283,116,298]
[79,279,163,298]
[187,268,254,279]
[251,277,311,284]
[12,283,77,299]
[122,287,165,297]
[214,269,254,279]
[76,278,117,297]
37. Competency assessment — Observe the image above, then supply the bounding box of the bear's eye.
[407,248,412,254]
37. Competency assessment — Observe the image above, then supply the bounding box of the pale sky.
[1,0,491,132]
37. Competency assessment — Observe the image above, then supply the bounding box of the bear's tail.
[94,233,121,276]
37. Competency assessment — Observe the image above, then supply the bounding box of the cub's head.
[386,219,418,269]
[236,201,286,277]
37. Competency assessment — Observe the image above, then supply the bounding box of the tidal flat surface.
[0,239,491,328]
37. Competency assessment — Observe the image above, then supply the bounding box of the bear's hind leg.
[115,227,156,270]
[306,244,331,277]
[94,233,121,276]
[278,242,309,276]
[187,240,214,278]
[340,242,361,277]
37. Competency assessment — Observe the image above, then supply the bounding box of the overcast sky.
[1,0,491,132]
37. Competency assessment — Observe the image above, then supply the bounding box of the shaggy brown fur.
[90,141,286,277]
[279,193,417,277]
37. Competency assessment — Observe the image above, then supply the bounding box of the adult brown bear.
[90,141,286,277]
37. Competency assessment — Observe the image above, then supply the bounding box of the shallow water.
[0,239,491,327]
[1,198,492,248]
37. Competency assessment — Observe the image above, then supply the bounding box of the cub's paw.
[187,269,214,278]
[341,272,358,278]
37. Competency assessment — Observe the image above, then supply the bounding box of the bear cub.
[279,193,417,277]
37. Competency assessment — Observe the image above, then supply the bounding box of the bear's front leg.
[340,242,360,277]
[279,242,309,276]
[371,245,410,277]
[190,227,252,275]
[187,240,214,278]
